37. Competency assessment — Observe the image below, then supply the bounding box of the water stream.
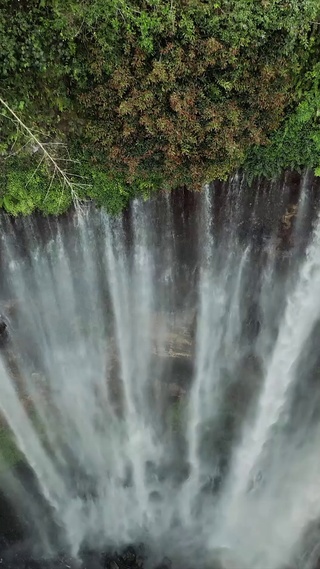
[0,173,320,569]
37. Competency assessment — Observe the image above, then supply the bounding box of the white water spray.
[0,178,319,569]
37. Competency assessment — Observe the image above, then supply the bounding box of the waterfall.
[0,175,320,569]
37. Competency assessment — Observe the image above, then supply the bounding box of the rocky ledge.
[0,545,174,569]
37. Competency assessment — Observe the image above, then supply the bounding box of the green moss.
[0,426,24,472]
[0,407,53,473]
[167,399,186,433]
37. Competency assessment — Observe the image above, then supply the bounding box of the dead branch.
[0,97,90,211]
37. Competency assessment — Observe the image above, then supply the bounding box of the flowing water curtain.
[0,179,320,567]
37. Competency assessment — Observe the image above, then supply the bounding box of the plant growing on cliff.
[0,97,89,214]
[1,0,320,212]
[78,0,319,187]
[244,59,320,179]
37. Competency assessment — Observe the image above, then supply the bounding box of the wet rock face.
[93,545,172,569]
[0,315,8,348]
[80,543,172,569]
[0,541,244,569]
[0,544,170,569]
[104,545,144,569]
[42,545,177,569]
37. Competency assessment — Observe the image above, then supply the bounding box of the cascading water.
[0,173,320,569]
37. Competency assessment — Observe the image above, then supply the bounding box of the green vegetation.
[0,425,24,471]
[244,61,320,179]
[0,403,54,472]
[1,0,320,214]
[167,399,186,433]
[0,155,154,215]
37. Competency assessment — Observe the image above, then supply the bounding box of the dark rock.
[0,318,7,334]
[81,549,104,569]
[122,546,136,566]
[136,544,145,560]
[104,545,145,569]
[24,560,42,569]
[149,490,162,503]
[103,553,116,569]
[0,316,9,348]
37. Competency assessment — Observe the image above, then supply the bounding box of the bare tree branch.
[0,97,90,211]
[26,154,45,185]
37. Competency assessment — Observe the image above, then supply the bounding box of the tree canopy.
[1,0,320,214]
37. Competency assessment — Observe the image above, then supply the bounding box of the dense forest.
[1,0,320,214]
